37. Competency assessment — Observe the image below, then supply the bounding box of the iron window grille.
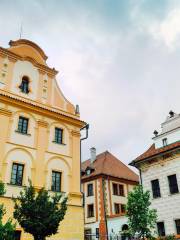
[168,174,179,194]
[151,179,161,198]
[51,171,61,192]
[11,163,24,186]
[17,116,29,134]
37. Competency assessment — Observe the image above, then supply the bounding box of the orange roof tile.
[131,141,180,165]
[82,151,139,182]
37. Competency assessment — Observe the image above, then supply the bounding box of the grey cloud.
[0,0,179,166]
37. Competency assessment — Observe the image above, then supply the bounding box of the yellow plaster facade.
[0,39,85,240]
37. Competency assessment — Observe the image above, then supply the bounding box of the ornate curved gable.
[8,39,48,66]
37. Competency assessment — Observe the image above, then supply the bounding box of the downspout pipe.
[80,123,89,204]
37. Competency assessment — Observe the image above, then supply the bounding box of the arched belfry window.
[19,76,30,94]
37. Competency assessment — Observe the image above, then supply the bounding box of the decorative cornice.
[0,91,86,128]
[68,192,82,198]
[0,108,12,117]
[37,120,48,128]
[71,130,81,137]
[81,174,139,185]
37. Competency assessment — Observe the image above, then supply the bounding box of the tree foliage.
[126,185,157,239]
[0,181,16,240]
[13,182,68,240]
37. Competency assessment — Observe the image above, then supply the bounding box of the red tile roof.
[131,141,180,165]
[82,151,139,182]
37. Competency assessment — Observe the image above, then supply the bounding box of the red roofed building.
[130,111,180,238]
[82,149,139,240]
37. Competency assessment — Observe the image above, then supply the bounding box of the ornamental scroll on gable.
[0,39,75,115]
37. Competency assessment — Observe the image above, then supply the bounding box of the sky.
[0,0,179,167]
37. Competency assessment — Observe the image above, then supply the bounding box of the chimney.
[75,104,80,115]
[169,110,174,118]
[90,147,96,163]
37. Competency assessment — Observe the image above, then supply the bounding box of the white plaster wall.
[85,221,99,240]
[141,155,180,235]
[154,129,180,148]
[107,216,128,235]
[11,60,39,100]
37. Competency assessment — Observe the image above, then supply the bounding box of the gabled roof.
[82,151,139,182]
[130,141,180,166]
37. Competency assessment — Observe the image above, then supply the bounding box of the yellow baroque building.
[0,39,85,240]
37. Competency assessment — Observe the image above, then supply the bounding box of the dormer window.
[86,169,91,175]
[19,76,30,94]
[162,138,168,147]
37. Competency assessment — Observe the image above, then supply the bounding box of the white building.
[130,111,180,237]
[82,148,139,240]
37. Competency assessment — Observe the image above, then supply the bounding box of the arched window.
[19,76,30,94]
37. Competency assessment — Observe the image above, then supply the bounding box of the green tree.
[126,185,157,239]
[13,182,68,240]
[0,181,16,240]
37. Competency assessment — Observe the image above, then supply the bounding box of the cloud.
[0,0,179,166]
[150,8,180,49]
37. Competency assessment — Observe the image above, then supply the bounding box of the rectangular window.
[85,229,92,240]
[18,116,29,134]
[11,163,24,186]
[162,138,168,146]
[151,179,161,198]
[114,203,120,214]
[157,222,165,236]
[119,184,124,196]
[168,174,179,194]
[113,183,125,196]
[54,128,63,144]
[51,171,61,192]
[121,204,126,214]
[14,230,21,240]
[113,183,118,195]
[87,204,94,218]
[96,228,99,238]
[87,183,93,196]
[175,219,180,234]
